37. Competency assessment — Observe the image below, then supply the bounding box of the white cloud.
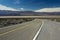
[20,8,24,11]
[20,8,28,11]
[35,7,60,12]
[19,8,33,11]
[0,4,17,11]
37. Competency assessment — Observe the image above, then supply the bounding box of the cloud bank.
[35,7,60,12]
[0,4,17,11]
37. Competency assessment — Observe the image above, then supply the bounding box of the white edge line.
[33,21,44,40]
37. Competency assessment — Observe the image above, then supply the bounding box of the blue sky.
[0,0,60,11]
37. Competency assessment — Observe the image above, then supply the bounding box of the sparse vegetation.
[50,19,60,22]
[55,19,60,22]
[0,18,34,28]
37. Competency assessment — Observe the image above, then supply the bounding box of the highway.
[0,19,60,40]
[0,19,42,40]
[36,20,60,40]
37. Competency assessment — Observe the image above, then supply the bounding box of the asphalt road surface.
[36,20,60,40]
[0,19,42,40]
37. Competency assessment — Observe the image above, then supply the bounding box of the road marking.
[0,20,41,36]
[33,21,44,40]
[0,23,33,36]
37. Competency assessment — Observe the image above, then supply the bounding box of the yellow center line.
[0,24,32,36]
[0,20,40,36]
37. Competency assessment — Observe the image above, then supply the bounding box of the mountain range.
[0,10,60,16]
